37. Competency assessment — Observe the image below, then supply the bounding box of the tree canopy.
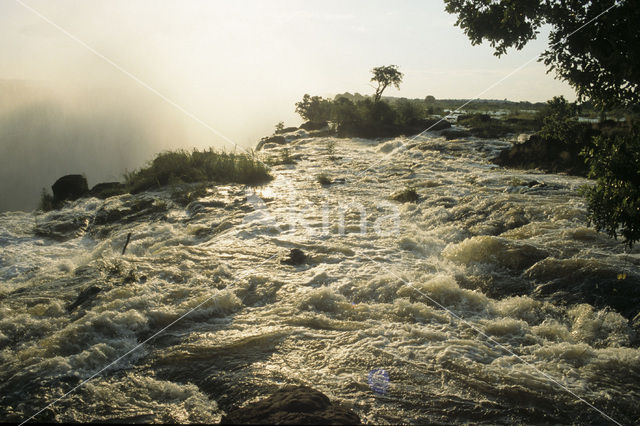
[371,65,404,102]
[444,0,640,109]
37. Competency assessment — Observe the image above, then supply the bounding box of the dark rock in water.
[527,180,546,188]
[89,182,126,199]
[391,188,419,203]
[221,385,360,425]
[300,121,329,131]
[441,129,472,140]
[257,135,287,151]
[34,211,91,241]
[493,132,594,176]
[67,285,102,312]
[52,174,89,203]
[281,248,307,266]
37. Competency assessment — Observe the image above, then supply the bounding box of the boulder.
[89,182,126,199]
[281,248,307,266]
[276,126,299,134]
[257,135,287,151]
[221,385,360,425]
[67,285,101,312]
[300,121,329,131]
[52,174,89,203]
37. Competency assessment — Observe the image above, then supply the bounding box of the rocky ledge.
[221,385,361,425]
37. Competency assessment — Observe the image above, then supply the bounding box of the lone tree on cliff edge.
[371,65,404,103]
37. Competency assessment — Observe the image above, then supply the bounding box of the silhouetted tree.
[371,65,404,103]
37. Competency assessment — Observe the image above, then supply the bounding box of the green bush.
[295,94,333,123]
[581,128,640,247]
[538,96,581,144]
[125,148,272,193]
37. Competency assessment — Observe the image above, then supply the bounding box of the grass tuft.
[125,148,272,194]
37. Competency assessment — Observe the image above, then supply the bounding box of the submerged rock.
[52,174,89,203]
[221,385,360,425]
[281,248,307,266]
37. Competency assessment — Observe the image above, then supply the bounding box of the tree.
[445,0,640,247]
[443,0,640,109]
[295,94,332,123]
[370,65,404,102]
[581,128,640,247]
[538,96,580,144]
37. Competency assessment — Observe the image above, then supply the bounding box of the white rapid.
[1,132,639,424]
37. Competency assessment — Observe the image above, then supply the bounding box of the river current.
[1,132,639,424]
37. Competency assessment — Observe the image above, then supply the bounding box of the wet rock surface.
[281,248,307,266]
[221,385,360,425]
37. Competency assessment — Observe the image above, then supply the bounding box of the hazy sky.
[0,1,579,211]
[1,0,576,148]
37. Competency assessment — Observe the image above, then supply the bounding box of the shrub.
[395,98,424,127]
[266,148,296,166]
[538,96,581,144]
[581,128,640,247]
[295,94,333,123]
[457,113,539,138]
[39,188,57,211]
[125,149,272,193]
[327,140,337,160]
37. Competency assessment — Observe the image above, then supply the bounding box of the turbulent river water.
[1,132,639,424]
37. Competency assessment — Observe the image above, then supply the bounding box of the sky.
[0,0,577,210]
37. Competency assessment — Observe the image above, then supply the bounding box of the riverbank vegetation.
[445,0,640,247]
[40,149,272,211]
[124,149,272,193]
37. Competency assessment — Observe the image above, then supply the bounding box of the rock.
[417,118,452,132]
[281,248,307,266]
[276,126,299,134]
[441,129,472,140]
[89,182,126,199]
[52,174,89,203]
[221,385,360,425]
[300,121,329,131]
[391,188,419,203]
[493,131,595,177]
[257,135,287,151]
[67,285,101,312]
